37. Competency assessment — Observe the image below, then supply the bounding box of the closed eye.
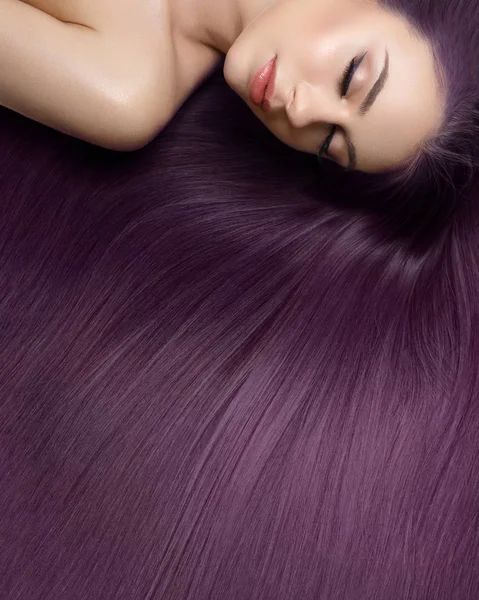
[340,52,368,98]
[317,125,337,161]
[317,52,368,161]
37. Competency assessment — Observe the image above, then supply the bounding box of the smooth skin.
[1,0,443,172]
[0,0,218,150]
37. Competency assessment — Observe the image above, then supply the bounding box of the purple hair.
[1,49,479,600]
[357,0,479,222]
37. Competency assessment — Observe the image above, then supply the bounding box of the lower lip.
[249,56,277,112]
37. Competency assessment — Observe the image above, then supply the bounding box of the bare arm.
[0,0,171,150]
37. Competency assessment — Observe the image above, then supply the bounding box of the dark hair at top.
[387,0,478,167]
[343,0,479,239]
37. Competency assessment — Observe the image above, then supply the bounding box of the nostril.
[285,83,311,129]
[287,87,296,110]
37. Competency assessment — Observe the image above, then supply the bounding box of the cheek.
[354,103,417,172]
[293,14,387,82]
[258,115,317,154]
[287,23,359,83]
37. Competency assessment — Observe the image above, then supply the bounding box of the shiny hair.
[376,0,478,196]
[1,58,478,599]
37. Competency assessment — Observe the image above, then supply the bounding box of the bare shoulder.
[151,0,223,118]
[12,0,221,150]
[101,0,222,136]
[85,0,222,136]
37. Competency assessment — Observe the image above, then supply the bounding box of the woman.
[1,0,476,179]
[1,0,479,597]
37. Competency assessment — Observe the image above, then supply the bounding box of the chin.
[224,42,255,96]
[223,48,241,90]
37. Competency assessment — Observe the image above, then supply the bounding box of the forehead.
[352,12,444,172]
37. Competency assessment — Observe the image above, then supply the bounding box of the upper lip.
[249,55,277,112]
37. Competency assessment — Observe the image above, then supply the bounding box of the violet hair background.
[366,0,479,225]
[308,0,479,255]
[0,61,479,600]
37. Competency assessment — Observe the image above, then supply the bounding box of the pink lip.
[249,56,277,112]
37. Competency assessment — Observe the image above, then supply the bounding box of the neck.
[187,0,278,54]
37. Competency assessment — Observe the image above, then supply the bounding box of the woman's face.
[224,0,443,173]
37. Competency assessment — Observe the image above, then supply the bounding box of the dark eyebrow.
[320,50,389,169]
[359,49,390,115]
[345,50,389,169]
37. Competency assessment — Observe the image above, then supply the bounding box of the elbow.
[96,82,170,152]
[97,107,162,153]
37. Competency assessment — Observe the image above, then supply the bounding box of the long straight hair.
[0,62,478,599]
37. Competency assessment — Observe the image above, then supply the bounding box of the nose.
[285,81,349,130]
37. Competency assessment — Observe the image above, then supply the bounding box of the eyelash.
[317,52,368,161]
